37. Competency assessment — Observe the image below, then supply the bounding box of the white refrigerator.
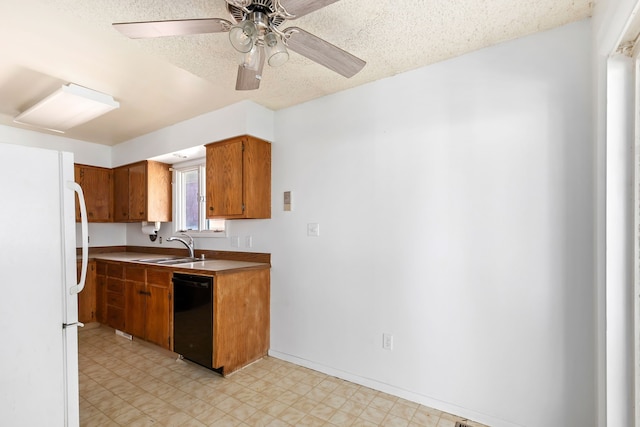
[0,142,88,426]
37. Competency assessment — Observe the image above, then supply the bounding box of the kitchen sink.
[135,257,200,265]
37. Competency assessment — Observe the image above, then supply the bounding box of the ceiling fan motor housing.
[227,0,285,28]
[250,12,270,36]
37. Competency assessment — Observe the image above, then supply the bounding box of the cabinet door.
[206,139,244,217]
[145,268,172,349]
[77,261,96,323]
[128,163,147,221]
[113,166,130,222]
[243,137,271,219]
[78,166,113,222]
[146,161,172,222]
[125,281,146,338]
[76,164,110,222]
[146,283,171,349]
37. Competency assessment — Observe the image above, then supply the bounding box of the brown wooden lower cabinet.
[214,268,270,375]
[89,259,270,374]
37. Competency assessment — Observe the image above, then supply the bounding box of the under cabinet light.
[14,83,119,133]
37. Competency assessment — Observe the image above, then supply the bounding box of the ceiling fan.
[112,0,366,91]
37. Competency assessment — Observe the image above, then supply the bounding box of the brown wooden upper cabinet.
[206,135,271,219]
[113,160,172,222]
[74,164,113,222]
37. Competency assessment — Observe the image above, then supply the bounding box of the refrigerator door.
[0,143,80,426]
[61,152,86,427]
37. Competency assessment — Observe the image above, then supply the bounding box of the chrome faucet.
[167,233,195,258]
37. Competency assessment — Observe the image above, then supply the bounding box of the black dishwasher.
[172,273,214,370]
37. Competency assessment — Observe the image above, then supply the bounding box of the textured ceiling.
[0,0,592,145]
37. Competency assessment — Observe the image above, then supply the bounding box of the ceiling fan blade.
[113,18,232,39]
[224,0,252,8]
[236,48,265,91]
[284,27,365,78]
[278,0,340,19]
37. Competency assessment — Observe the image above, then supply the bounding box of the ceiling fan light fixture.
[112,0,367,91]
[229,20,257,53]
[239,45,262,71]
[264,32,289,67]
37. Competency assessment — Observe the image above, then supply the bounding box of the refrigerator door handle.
[63,322,85,329]
[67,181,88,295]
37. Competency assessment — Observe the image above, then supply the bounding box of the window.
[173,161,226,236]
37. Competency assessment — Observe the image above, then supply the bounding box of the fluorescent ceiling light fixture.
[14,83,119,133]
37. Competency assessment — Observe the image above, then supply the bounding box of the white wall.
[112,101,274,167]
[0,125,111,167]
[269,20,594,427]
[124,219,272,253]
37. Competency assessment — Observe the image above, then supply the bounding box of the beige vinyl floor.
[78,325,488,427]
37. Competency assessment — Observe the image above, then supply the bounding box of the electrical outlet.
[245,235,253,248]
[307,223,320,237]
[231,236,240,247]
[383,333,393,350]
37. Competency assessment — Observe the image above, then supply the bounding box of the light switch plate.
[383,333,393,350]
[307,223,320,237]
